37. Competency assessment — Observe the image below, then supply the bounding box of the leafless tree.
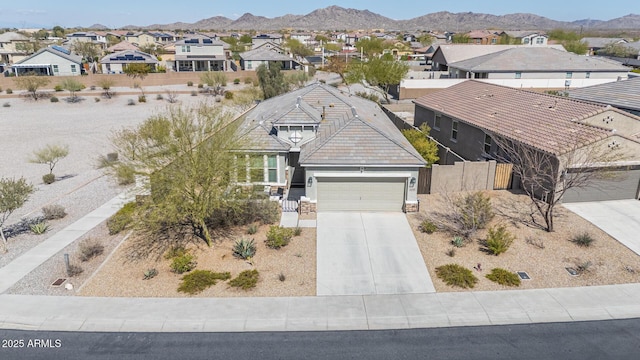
[493,135,627,232]
[165,90,179,104]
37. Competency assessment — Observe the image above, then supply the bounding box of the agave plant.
[30,221,50,235]
[451,236,465,248]
[233,238,256,260]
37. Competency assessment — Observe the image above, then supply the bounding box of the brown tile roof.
[414,80,613,155]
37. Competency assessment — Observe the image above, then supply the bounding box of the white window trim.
[451,121,458,142]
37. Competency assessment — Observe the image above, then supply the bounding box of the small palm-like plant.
[233,238,256,260]
[30,221,50,235]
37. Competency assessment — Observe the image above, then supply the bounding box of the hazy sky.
[0,0,636,28]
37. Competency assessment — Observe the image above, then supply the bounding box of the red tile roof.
[414,80,613,155]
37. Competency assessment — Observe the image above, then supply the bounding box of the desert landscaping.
[1,82,640,298]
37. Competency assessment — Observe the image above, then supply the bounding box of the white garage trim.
[314,172,412,178]
[317,177,407,212]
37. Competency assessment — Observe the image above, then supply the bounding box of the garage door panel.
[563,169,640,203]
[317,177,405,212]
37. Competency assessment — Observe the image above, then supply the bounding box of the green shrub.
[224,91,233,99]
[571,232,595,247]
[54,85,63,92]
[293,227,302,236]
[486,268,521,287]
[229,269,259,290]
[78,238,104,262]
[178,270,231,294]
[247,224,258,234]
[233,78,240,84]
[6,88,12,94]
[156,94,163,100]
[42,173,55,184]
[94,97,100,102]
[127,99,135,105]
[233,238,256,259]
[484,225,515,256]
[244,77,253,84]
[451,236,465,248]
[420,219,437,234]
[50,96,59,103]
[30,221,50,235]
[170,252,197,274]
[187,81,193,86]
[164,246,188,259]
[436,264,478,288]
[197,83,204,88]
[265,226,293,249]
[143,268,158,280]
[191,90,198,96]
[455,191,494,233]
[106,201,136,235]
[138,95,146,103]
[42,204,67,220]
[116,165,135,185]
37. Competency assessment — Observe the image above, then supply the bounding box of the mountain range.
[108,6,640,31]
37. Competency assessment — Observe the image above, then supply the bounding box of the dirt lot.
[407,190,640,292]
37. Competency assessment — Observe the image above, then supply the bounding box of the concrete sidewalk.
[0,192,132,294]
[1,283,639,332]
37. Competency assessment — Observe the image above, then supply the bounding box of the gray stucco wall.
[415,105,495,161]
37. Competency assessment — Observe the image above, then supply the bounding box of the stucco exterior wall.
[18,51,80,76]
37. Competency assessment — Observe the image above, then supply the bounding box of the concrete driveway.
[563,200,640,255]
[316,212,435,296]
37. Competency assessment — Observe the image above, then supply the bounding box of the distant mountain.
[87,23,109,30]
[115,6,640,31]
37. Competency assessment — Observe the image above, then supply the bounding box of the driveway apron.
[563,199,640,255]
[317,212,435,296]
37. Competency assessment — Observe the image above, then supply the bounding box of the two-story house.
[173,35,230,72]
[0,32,34,65]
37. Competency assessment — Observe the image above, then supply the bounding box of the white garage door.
[317,177,406,212]
[563,168,640,203]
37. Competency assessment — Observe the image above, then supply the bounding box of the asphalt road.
[2,318,640,360]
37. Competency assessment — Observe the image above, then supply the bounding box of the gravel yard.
[408,191,640,292]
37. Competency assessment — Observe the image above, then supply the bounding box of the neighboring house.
[149,32,179,44]
[99,50,158,74]
[568,77,640,116]
[500,31,548,45]
[414,80,640,202]
[252,34,283,49]
[173,35,230,72]
[105,40,139,53]
[447,47,630,81]
[430,44,566,72]
[0,31,33,64]
[12,45,82,76]
[66,31,107,49]
[466,30,500,45]
[235,82,426,212]
[290,33,314,46]
[124,32,156,47]
[581,37,628,54]
[240,44,301,71]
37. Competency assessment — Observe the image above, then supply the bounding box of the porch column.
[192,60,195,72]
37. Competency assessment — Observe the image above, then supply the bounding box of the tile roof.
[568,77,640,113]
[100,50,158,64]
[448,47,630,72]
[106,40,139,52]
[0,32,30,42]
[239,83,426,166]
[581,37,627,48]
[240,47,293,62]
[14,46,82,65]
[434,44,566,65]
[414,80,613,155]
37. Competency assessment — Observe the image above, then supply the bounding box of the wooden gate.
[418,167,432,194]
[494,163,513,190]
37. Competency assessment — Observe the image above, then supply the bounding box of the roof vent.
[296,96,302,108]
[351,107,358,118]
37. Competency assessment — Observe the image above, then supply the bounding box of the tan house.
[0,32,35,65]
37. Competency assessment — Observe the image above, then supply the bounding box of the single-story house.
[568,77,640,117]
[239,45,301,71]
[430,44,566,72]
[581,37,628,55]
[447,47,630,81]
[414,80,640,202]
[99,50,158,74]
[105,40,139,53]
[499,31,548,46]
[466,30,501,45]
[12,45,83,76]
[235,82,426,212]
